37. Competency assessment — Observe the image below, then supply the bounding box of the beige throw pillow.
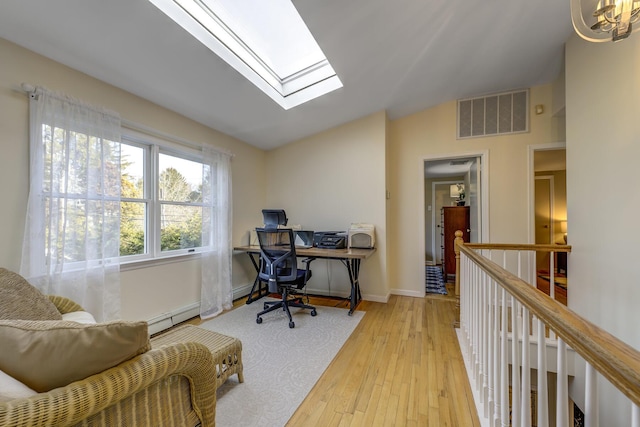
[0,268,62,320]
[0,319,150,392]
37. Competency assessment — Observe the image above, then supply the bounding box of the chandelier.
[571,0,640,42]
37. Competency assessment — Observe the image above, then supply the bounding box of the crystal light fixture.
[571,0,640,42]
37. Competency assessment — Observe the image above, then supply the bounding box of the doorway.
[423,152,488,287]
[529,145,567,245]
[529,144,567,297]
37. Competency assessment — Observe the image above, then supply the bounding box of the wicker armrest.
[47,295,85,314]
[0,342,216,427]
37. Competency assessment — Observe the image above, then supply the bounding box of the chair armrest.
[0,342,216,427]
[47,295,85,314]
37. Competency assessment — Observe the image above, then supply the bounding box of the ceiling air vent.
[457,89,529,139]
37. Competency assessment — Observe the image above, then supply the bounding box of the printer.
[314,231,347,249]
[348,223,375,248]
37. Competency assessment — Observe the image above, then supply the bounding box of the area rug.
[200,298,365,426]
[426,265,448,294]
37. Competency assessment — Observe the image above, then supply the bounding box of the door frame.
[422,150,490,288]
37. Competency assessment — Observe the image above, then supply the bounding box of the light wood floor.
[187,292,480,426]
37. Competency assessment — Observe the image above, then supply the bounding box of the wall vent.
[457,89,529,139]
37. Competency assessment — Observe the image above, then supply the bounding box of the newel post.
[454,230,464,328]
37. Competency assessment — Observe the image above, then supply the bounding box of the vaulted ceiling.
[0,0,574,150]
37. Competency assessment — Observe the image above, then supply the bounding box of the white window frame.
[120,129,213,265]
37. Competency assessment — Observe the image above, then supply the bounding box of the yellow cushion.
[0,268,62,320]
[0,319,150,392]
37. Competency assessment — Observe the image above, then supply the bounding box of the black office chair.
[255,227,317,328]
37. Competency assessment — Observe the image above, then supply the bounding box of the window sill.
[120,252,202,272]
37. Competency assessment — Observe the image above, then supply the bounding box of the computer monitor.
[262,209,288,229]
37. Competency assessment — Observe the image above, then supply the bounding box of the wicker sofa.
[0,273,217,427]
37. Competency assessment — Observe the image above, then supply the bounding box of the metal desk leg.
[245,252,268,304]
[343,258,362,316]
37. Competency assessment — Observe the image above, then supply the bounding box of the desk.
[234,245,376,316]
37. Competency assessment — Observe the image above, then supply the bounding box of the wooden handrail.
[457,241,640,407]
[463,242,571,253]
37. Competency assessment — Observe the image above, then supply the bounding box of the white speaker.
[348,223,375,248]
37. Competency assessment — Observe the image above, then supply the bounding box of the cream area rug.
[199,298,365,426]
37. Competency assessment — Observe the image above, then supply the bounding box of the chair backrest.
[256,228,298,285]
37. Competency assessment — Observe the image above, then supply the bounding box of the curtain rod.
[20,82,234,158]
[20,83,120,119]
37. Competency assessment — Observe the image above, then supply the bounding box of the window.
[120,132,215,262]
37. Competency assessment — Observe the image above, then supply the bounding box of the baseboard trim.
[390,289,424,298]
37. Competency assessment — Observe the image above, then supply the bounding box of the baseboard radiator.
[147,283,254,334]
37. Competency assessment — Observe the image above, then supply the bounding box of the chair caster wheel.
[289,321,295,328]
[256,317,263,324]
[310,309,317,317]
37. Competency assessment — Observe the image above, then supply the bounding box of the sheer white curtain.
[21,87,122,321]
[200,145,233,319]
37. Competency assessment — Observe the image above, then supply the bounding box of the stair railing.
[453,231,640,427]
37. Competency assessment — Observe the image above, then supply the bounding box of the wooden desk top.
[233,245,376,260]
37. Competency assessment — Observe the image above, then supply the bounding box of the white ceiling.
[0,0,574,150]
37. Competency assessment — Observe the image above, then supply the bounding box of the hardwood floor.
[286,295,480,426]
[185,293,481,426]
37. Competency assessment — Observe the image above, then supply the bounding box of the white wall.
[566,33,640,424]
[264,112,389,301]
[0,38,265,321]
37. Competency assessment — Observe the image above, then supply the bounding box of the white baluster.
[511,252,521,427]
[511,296,520,427]
[556,338,568,427]
[472,267,483,391]
[487,274,495,424]
[500,287,509,426]
[537,318,548,427]
[585,363,598,427]
[476,271,486,406]
[493,276,501,427]
[521,306,531,427]
[483,270,490,417]
[632,403,640,427]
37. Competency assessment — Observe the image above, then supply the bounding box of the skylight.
[148,0,343,109]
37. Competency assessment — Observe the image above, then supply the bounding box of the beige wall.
[0,38,265,321]
[387,85,563,296]
[264,111,389,300]
[566,33,640,424]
